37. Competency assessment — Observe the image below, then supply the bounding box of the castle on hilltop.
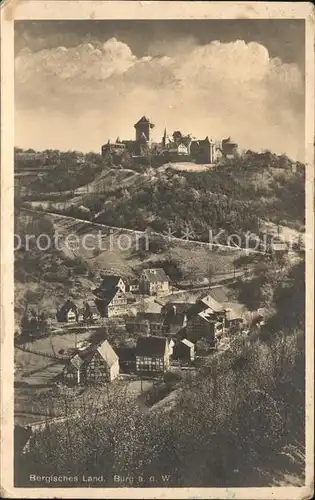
[101,116,238,165]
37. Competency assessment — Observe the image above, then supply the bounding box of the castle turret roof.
[134,116,154,128]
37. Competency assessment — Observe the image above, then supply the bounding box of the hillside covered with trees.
[18,149,305,243]
[89,159,305,242]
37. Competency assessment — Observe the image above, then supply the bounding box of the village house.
[93,276,128,318]
[83,300,101,322]
[186,294,227,346]
[135,336,170,373]
[139,268,170,296]
[173,339,195,363]
[126,312,165,336]
[85,340,119,382]
[127,278,140,294]
[186,309,218,346]
[62,339,119,385]
[56,299,78,323]
[225,308,244,330]
[94,286,128,318]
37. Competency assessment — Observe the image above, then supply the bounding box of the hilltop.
[20,150,305,240]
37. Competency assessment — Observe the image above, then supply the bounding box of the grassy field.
[50,212,242,278]
[15,329,92,381]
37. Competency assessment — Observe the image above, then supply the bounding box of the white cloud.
[15,37,304,160]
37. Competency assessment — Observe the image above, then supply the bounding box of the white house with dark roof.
[139,268,170,296]
[57,299,78,323]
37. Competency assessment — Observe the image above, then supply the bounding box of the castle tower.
[204,136,216,164]
[210,138,216,163]
[134,116,155,143]
[162,127,167,148]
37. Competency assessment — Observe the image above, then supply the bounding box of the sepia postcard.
[1,1,314,498]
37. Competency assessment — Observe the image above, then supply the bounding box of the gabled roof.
[225,308,243,321]
[100,275,124,289]
[136,336,168,356]
[69,354,84,369]
[141,268,169,283]
[97,339,119,368]
[181,339,194,348]
[85,300,100,315]
[134,116,154,127]
[59,299,77,314]
[200,294,224,313]
[198,308,218,323]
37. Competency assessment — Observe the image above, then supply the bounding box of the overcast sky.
[15,20,305,160]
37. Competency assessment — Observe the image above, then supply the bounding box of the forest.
[91,162,305,242]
